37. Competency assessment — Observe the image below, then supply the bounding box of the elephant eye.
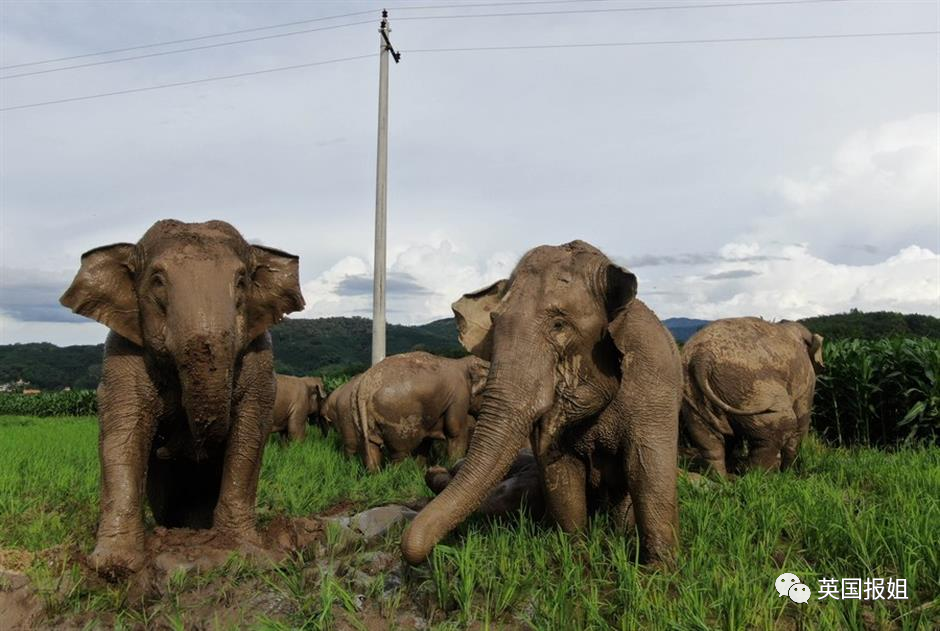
[550,318,568,333]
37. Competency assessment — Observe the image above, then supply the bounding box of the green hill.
[0,317,464,390]
[3,310,937,390]
[800,310,940,340]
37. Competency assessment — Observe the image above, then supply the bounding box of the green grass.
[1,415,938,629]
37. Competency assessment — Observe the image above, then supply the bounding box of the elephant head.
[60,219,304,447]
[781,321,825,373]
[401,240,636,564]
[303,377,329,434]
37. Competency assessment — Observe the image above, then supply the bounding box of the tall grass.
[1,415,937,629]
[815,337,940,446]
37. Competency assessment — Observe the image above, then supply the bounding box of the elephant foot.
[88,538,146,581]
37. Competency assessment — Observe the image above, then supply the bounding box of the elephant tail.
[353,376,378,471]
[690,360,772,417]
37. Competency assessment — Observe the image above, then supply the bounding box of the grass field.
[1,415,938,630]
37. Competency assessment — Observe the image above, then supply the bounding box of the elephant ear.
[604,264,638,354]
[305,378,327,408]
[60,243,142,346]
[452,280,507,360]
[809,333,825,368]
[247,245,305,341]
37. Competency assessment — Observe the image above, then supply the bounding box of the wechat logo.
[776,573,811,604]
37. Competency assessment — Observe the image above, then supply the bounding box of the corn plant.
[814,337,940,445]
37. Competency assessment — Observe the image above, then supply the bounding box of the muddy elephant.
[401,240,682,565]
[60,219,304,577]
[321,374,363,456]
[270,375,327,441]
[681,318,824,476]
[352,352,489,471]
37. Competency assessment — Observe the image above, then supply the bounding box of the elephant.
[59,219,304,577]
[320,374,363,456]
[680,318,824,476]
[351,352,489,471]
[270,374,327,441]
[425,449,544,518]
[400,240,683,566]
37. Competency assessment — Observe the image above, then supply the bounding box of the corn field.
[0,389,97,416]
[814,337,940,446]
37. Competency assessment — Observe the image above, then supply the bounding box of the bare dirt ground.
[0,503,461,630]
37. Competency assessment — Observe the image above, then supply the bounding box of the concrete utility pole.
[371,9,400,366]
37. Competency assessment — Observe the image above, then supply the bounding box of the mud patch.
[0,571,42,631]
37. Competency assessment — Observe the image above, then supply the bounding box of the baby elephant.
[426,449,544,518]
[270,375,327,442]
[681,318,824,476]
[352,352,489,471]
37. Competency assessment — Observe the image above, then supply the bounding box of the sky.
[0,0,937,346]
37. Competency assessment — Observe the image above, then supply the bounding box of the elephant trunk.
[177,333,236,449]
[401,349,549,564]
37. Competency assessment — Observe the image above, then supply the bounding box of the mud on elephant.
[60,219,304,577]
[681,318,824,477]
[401,240,682,565]
[351,352,489,471]
[270,374,327,442]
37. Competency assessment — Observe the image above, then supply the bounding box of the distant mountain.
[662,318,711,343]
[3,310,936,389]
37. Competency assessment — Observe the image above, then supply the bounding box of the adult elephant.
[270,375,327,442]
[400,240,682,565]
[352,353,489,471]
[681,318,824,476]
[60,219,304,577]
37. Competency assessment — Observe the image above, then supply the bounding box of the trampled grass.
[1,414,938,629]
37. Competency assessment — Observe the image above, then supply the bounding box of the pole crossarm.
[381,10,402,63]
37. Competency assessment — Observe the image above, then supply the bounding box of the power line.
[0,0,847,73]
[396,0,850,22]
[4,29,933,113]
[0,53,377,112]
[0,1,613,70]
[404,30,939,53]
[1,20,374,80]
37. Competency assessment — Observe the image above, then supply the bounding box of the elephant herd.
[60,219,824,578]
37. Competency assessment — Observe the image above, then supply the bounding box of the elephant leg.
[90,349,160,577]
[213,355,272,545]
[780,413,810,470]
[445,411,474,461]
[540,453,588,532]
[623,407,679,565]
[363,440,384,472]
[287,410,307,442]
[684,407,729,477]
[744,422,786,473]
[609,484,636,533]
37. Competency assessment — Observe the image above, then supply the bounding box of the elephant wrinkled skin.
[681,318,824,476]
[400,240,682,565]
[60,220,304,577]
[270,375,327,442]
[351,352,489,471]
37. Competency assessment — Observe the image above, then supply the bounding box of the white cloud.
[299,240,516,324]
[756,113,939,261]
[646,242,940,320]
